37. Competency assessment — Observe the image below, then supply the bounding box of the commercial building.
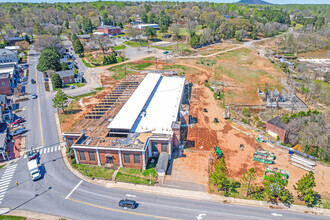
[0,63,18,95]
[57,70,83,85]
[63,72,188,170]
[0,49,19,64]
[97,25,122,35]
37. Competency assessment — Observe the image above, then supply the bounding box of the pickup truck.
[27,159,41,181]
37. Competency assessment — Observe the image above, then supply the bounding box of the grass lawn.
[125,40,148,47]
[151,43,190,53]
[65,82,85,88]
[115,167,157,185]
[0,164,6,169]
[82,59,92,67]
[113,44,126,50]
[108,62,153,80]
[163,64,200,76]
[72,163,115,179]
[0,216,26,220]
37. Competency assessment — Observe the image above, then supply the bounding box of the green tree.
[144,27,156,40]
[281,114,290,124]
[33,23,43,35]
[210,157,229,191]
[263,173,293,205]
[242,107,251,117]
[294,172,319,206]
[235,30,243,41]
[82,17,94,34]
[250,26,258,39]
[241,168,257,197]
[61,62,70,71]
[190,35,200,47]
[73,39,84,55]
[141,13,148,23]
[52,73,62,89]
[37,47,61,72]
[71,33,78,43]
[53,89,68,113]
[64,20,69,29]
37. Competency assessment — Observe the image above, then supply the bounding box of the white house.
[0,49,19,64]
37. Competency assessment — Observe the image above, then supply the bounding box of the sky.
[1,0,329,4]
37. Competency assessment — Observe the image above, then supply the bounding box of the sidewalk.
[54,104,330,217]
[0,208,70,220]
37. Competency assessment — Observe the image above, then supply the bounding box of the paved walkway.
[176,46,242,59]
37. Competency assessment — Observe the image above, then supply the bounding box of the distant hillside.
[237,0,271,4]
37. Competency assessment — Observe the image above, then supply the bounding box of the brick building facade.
[266,116,288,143]
[97,25,121,35]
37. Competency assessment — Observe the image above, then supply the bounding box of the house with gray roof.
[0,49,18,65]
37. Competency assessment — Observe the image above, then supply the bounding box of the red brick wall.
[266,122,287,142]
[76,149,143,169]
[151,140,169,154]
[0,78,12,95]
[172,128,180,148]
[63,134,81,147]
[97,28,121,35]
[62,76,74,85]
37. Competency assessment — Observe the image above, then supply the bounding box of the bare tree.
[126,28,142,40]
[91,36,112,54]
[34,35,61,51]
[44,24,63,36]
[186,21,198,38]
[169,23,181,40]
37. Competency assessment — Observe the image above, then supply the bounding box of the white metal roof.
[132,76,185,135]
[108,73,161,130]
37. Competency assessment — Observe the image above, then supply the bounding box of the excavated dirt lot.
[170,53,329,199]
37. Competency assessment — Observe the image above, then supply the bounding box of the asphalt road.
[0,47,327,220]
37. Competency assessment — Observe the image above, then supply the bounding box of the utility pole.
[222,85,225,106]
[155,56,158,70]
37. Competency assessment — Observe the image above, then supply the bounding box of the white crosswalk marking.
[47,148,50,153]
[0,164,17,204]
[23,154,27,158]
[51,147,53,152]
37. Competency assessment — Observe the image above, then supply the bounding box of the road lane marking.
[47,148,50,153]
[65,180,83,200]
[34,56,44,146]
[271,213,283,217]
[125,194,136,198]
[51,147,53,152]
[0,165,17,204]
[68,198,180,220]
[23,154,27,158]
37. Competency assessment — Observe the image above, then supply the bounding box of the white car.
[32,93,37,99]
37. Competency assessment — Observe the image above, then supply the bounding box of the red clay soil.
[177,59,329,199]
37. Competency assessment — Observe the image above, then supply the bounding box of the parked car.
[10,127,26,137]
[27,149,38,160]
[118,200,137,209]
[21,76,27,82]
[22,64,29,69]
[70,85,75,89]
[32,93,37,99]
[20,81,27,85]
[163,51,169,54]
[11,118,25,125]
[31,79,36,84]
[44,77,48,81]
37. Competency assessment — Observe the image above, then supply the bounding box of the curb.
[54,102,330,217]
[2,208,70,220]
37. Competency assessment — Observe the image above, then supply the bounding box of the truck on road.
[27,159,41,181]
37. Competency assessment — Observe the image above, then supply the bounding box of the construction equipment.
[239,144,244,151]
[214,118,219,123]
[214,146,223,159]
[290,154,316,171]
[255,147,275,160]
[256,135,265,143]
[264,166,289,182]
[203,108,208,112]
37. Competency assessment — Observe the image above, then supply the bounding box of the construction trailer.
[255,148,275,160]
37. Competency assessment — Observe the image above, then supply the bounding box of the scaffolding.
[85,75,145,119]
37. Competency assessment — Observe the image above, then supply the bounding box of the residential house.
[0,49,19,64]
[57,70,83,85]
[266,115,288,143]
[97,25,121,35]
[4,36,24,45]
[0,63,18,95]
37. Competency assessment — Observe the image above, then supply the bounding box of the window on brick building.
[152,142,158,152]
[123,153,130,163]
[161,142,167,152]
[134,154,140,164]
[88,151,95,161]
[78,151,86,160]
[2,82,5,86]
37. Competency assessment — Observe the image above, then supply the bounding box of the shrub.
[281,114,290,124]
[242,107,251,117]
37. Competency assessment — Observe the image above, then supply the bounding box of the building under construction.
[63,72,190,170]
